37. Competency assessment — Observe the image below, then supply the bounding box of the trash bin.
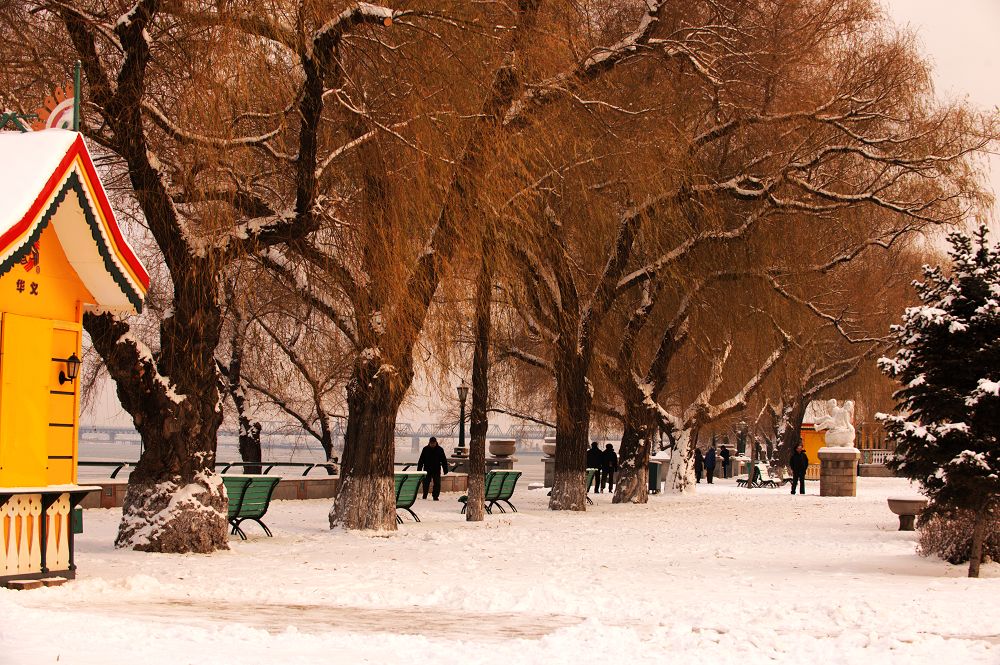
[71,507,83,534]
[648,461,661,494]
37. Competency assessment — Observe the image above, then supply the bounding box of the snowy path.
[1,478,997,664]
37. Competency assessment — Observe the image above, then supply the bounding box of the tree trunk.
[330,356,408,531]
[549,352,590,511]
[612,422,649,504]
[613,404,655,504]
[229,361,262,475]
[237,412,263,475]
[87,310,229,554]
[223,299,262,474]
[776,399,807,466]
[663,428,698,494]
[467,232,494,522]
[968,503,988,578]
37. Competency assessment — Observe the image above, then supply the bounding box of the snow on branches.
[877,225,1000,574]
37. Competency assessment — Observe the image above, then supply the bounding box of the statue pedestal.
[818,447,860,497]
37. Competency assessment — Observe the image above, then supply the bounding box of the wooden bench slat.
[222,476,280,538]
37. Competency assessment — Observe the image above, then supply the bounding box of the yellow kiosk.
[0,129,148,587]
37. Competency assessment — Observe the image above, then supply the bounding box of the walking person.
[601,444,618,492]
[694,448,704,483]
[587,441,604,492]
[704,445,717,484]
[789,442,809,495]
[719,444,731,479]
[417,437,449,500]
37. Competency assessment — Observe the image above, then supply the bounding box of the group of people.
[692,441,810,494]
[418,434,812,498]
[586,442,619,493]
[693,444,731,483]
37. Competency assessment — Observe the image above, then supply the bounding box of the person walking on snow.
[789,442,809,495]
[587,442,604,492]
[601,444,619,492]
[704,445,717,484]
[694,448,704,483]
[719,444,731,479]
[417,437,449,500]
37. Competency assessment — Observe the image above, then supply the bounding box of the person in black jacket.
[704,445,717,484]
[719,444,731,479]
[789,442,809,495]
[417,437,449,500]
[601,444,619,492]
[586,442,603,492]
[694,448,704,483]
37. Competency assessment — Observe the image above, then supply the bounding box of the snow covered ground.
[2,477,997,665]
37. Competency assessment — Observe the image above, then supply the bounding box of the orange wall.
[0,225,87,487]
[0,225,93,322]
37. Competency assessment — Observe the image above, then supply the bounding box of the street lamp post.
[457,380,469,454]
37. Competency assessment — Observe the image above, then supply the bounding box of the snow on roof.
[0,129,149,313]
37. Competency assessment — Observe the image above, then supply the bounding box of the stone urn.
[488,439,516,458]
[542,436,557,458]
[887,496,928,531]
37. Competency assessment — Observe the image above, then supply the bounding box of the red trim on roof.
[74,135,150,289]
[0,133,150,291]
[0,135,79,255]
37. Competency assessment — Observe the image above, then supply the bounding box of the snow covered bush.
[877,225,1000,577]
[918,509,999,565]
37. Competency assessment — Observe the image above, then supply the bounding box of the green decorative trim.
[0,172,144,312]
[0,112,36,132]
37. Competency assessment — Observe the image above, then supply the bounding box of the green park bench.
[736,463,782,488]
[459,469,523,514]
[395,471,426,524]
[222,475,282,539]
[585,467,598,504]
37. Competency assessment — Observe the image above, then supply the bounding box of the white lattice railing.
[861,449,892,465]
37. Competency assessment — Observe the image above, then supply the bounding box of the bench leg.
[250,518,273,537]
[586,496,593,506]
[405,508,420,523]
[502,500,517,513]
[396,513,403,524]
[460,504,467,515]
[231,520,248,540]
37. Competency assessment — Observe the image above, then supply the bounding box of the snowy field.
[2,477,997,665]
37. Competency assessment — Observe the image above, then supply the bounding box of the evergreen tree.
[878,225,1000,577]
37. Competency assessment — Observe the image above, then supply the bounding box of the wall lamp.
[59,353,81,385]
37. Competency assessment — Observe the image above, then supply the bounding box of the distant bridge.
[79,421,560,455]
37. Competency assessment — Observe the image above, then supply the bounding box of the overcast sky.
[880,0,1000,220]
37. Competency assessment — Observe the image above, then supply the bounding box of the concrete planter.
[542,436,557,458]
[489,439,516,458]
[887,496,928,531]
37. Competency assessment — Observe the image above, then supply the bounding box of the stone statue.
[814,399,856,447]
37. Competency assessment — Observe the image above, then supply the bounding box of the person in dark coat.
[586,442,603,492]
[719,444,731,479]
[704,445,717,484]
[694,448,704,483]
[601,444,618,492]
[789,442,809,495]
[417,437,449,500]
